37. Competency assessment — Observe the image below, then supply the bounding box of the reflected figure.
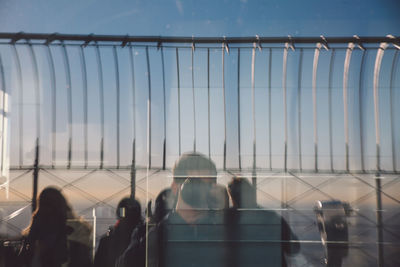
[208,184,229,210]
[94,197,142,267]
[159,152,226,267]
[227,178,300,267]
[228,177,257,208]
[116,152,221,267]
[148,188,176,225]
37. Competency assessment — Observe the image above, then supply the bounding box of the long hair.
[21,187,70,267]
[23,186,68,237]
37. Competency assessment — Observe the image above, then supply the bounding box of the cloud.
[91,8,139,30]
[108,9,139,21]
[176,0,184,15]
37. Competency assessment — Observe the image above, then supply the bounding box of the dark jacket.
[94,219,142,267]
[25,215,68,267]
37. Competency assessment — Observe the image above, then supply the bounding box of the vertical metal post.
[146,46,152,168]
[161,47,167,170]
[28,44,41,160]
[389,50,399,172]
[251,44,257,188]
[358,50,366,172]
[222,44,227,170]
[129,46,136,198]
[282,44,288,172]
[11,45,23,168]
[191,47,197,152]
[61,44,73,169]
[373,43,388,172]
[79,46,88,169]
[176,48,181,156]
[95,45,105,169]
[207,48,211,159]
[45,46,57,169]
[375,176,384,267]
[343,43,354,172]
[113,46,120,169]
[328,49,336,172]
[312,43,321,172]
[28,44,41,212]
[297,49,303,171]
[32,139,39,212]
[251,43,256,173]
[268,48,272,169]
[237,48,242,170]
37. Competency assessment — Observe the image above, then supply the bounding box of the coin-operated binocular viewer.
[314,200,352,267]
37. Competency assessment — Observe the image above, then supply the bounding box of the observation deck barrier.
[0,33,399,266]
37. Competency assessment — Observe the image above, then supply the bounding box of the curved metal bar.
[373,43,388,172]
[11,45,23,168]
[328,49,336,172]
[343,43,355,172]
[176,48,181,156]
[312,43,321,172]
[237,48,241,170]
[145,46,152,168]
[0,54,8,198]
[113,46,120,168]
[358,50,366,173]
[28,44,41,154]
[191,47,196,152]
[0,55,4,170]
[95,45,105,169]
[161,47,167,170]
[207,48,211,159]
[268,48,272,169]
[282,44,288,172]
[222,44,227,170]
[45,46,56,168]
[389,50,399,172]
[79,46,88,168]
[61,44,73,169]
[128,46,136,196]
[297,49,303,171]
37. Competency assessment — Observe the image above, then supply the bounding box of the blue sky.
[0,0,399,37]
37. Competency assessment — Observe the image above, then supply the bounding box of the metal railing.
[0,34,399,266]
[0,32,398,199]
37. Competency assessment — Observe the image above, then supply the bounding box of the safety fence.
[0,33,399,266]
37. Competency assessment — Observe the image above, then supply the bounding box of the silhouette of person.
[227,177,300,267]
[20,186,70,267]
[94,197,142,267]
[117,152,226,267]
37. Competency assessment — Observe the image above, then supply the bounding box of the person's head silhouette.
[228,177,257,208]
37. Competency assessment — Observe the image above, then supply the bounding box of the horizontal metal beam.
[1,32,399,45]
